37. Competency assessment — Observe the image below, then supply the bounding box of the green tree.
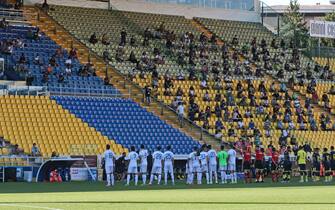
[280,0,309,48]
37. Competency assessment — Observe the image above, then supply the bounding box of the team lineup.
[103,143,335,187]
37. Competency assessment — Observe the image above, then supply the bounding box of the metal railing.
[1,84,49,96]
[48,86,128,98]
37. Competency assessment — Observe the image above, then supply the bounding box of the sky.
[263,0,331,5]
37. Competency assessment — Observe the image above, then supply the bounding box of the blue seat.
[51,96,200,154]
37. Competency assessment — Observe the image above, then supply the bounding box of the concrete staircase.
[23,6,221,149]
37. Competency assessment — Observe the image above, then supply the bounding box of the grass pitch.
[0,180,334,210]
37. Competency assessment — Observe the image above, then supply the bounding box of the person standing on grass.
[255,146,265,183]
[163,145,175,185]
[199,144,209,184]
[227,145,237,184]
[139,144,149,185]
[271,147,280,183]
[242,147,252,183]
[207,145,218,184]
[322,148,331,183]
[149,146,163,185]
[312,148,321,182]
[297,146,308,183]
[125,146,139,186]
[103,144,116,187]
[217,145,228,184]
[282,151,292,183]
[330,146,335,182]
[189,146,201,185]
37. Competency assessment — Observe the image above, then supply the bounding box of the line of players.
[103,144,175,186]
[241,145,335,183]
[102,143,237,186]
[103,143,335,186]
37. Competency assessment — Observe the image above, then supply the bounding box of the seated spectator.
[128,51,137,63]
[31,143,41,156]
[200,79,208,89]
[115,46,124,62]
[328,85,335,95]
[101,33,110,45]
[51,151,59,158]
[69,48,78,59]
[248,120,255,130]
[130,36,136,47]
[34,54,43,65]
[58,73,65,83]
[104,76,113,86]
[89,32,98,44]
[12,144,22,155]
[203,119,210,130]
[19,53,27,64]
[177,71,185,80]
[228,127,236,137]
[214,130,223,139]
[215,118,225,131]
[65,66,72,75]
[0,18,8,28]
[237,120,244,129]
[203,91,211,102]
[280,83,287,92]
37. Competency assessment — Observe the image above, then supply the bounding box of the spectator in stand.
[115,46,124,62]
[248,120,255,130]
[215,118,224,132]
[328,85,335,95]
[101,33,110,45]
[18,53,27,64]
[89,32,98,44]
[144,85,151,105]
[69,48,78,60]
[0,18,8,28]
[31,143,41,156]
[120,28,127,46]
[12,144,22,155]
[177,102,184,128]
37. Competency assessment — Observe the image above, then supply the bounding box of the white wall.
[25,0,261,22]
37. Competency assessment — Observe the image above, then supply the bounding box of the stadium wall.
[24,0,261,22]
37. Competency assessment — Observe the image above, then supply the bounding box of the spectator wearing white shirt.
[31,143,41,156]
[177,102,184,128]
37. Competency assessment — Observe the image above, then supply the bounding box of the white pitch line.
[0,204,64,210]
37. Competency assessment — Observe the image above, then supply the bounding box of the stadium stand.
[43,4,335,150]
[0,25,121,95]
[52,96,200,154]
[0,95,127,156]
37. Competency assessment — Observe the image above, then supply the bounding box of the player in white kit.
[189,146,201,184]
[149,146,163,185]
[227,144,237,183]
[103,144,116,186]
[163,145,175,185]
[125,146,139,186]
[186,159,193,184]
[199,144,209,184]
[139,144,148,185]
[207,145,218,184]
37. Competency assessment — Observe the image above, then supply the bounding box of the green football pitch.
[0,180,334,210]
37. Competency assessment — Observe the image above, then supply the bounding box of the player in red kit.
[243,147,252,183]
[271,147,280,182]
[255,147,265,183]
